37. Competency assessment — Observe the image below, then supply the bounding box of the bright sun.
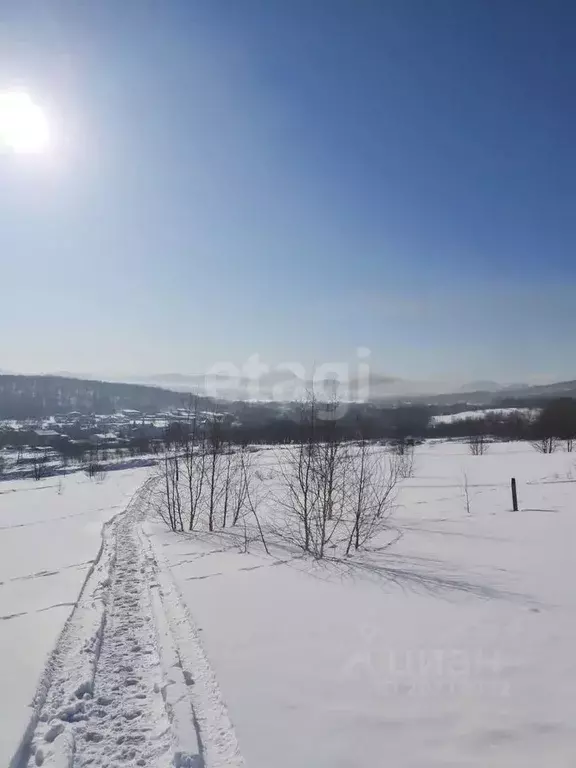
[0,91,50,154]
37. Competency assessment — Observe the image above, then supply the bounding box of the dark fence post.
[511,477,518,511]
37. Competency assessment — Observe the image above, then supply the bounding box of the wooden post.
[511,478,518,511]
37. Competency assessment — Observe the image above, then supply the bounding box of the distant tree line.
[0,375,216,419]
[155,398,576,449]
[429,398,576,453]
[161,403,433,447]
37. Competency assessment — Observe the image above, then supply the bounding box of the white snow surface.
[5,471,243,768]
[147,441,576,768]
[432,407,537,424]
[0,469,151,767]
[4,441,576,767]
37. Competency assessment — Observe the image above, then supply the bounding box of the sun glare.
[0,91,50,154]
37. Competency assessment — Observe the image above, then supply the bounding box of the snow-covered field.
[0,468,151,767]
[148,441,576,768]
[3,441,576,767]
[432,407,538,424]
[0,447,158,481]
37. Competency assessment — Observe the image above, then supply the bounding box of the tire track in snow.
[11,478,182,768]
[9,486,134,768]
[140,526,244,768]
[14,476,243,768]
[66,501,175,768]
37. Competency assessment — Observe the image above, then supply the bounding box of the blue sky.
[0,0,575,385]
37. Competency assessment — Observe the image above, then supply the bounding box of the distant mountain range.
[112,372,573,405]
[119,371,407,401]
[416,379,576,406]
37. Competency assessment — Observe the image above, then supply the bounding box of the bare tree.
[312,398,350,557]
[181,398,207,532]
[274,395,321,554]
[232,447,252,526]
[206,419,224,532]
[84,447,107,482]
[32,451,50,481]
[531,436,557,454]
[274,395,401,559]
[221,444,236,528]
[345,442,400,554]
[346,437,369,554]
[157,443,184,532]
[241,449,270,554]
[468,433,488,456]
[85,462,106,481]
[395,442,415,477]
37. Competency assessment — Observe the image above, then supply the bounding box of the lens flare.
[0,91,50,154]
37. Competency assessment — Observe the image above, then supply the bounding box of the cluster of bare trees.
[531,436,557,454]
[156,396,409,561]
[156,403,267,550]
[272,397,407,558]
[468,433,488,455]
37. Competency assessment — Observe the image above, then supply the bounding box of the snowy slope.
[432,407,537,424]
[147,441,576,768]
[0,469,151,767]
[7,474,243,768]
[6,441,576,767]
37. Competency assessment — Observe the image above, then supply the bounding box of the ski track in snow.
[13,478,243,768]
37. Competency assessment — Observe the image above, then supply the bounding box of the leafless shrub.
[272,394,349,557]
[396,445,415,478]
[531,437,557,454]
[468,433,488,456]
[152,395,401,561]
[274,441,319,555]
[32,452,50,481]
[273,395,401,559]
[84,460,107,482]
[345,442,400,554]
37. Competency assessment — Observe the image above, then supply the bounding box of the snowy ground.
[431,407,538,424]
[0,469,151,767]
[0,448,158,481]
[4,440,576,767]
[147,441,576,768]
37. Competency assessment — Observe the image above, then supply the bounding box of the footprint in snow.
[123,709,142,720]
